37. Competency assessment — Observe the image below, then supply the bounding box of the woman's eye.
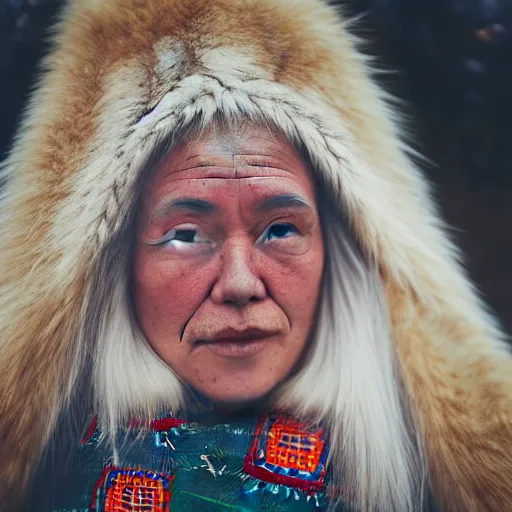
[261,223,299,242]
[173,229,200,243]
[150,225,214,250]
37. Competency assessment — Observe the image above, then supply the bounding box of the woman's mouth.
[195,328,276,358]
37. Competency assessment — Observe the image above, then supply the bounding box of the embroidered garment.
[33,414,338,512]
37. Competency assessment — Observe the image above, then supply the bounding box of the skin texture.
[133,125,325,404]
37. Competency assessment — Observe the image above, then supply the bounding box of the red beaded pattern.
[91,467,173,512]
[244,414,328,492]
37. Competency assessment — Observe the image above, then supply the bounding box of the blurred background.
[0,0,511,335]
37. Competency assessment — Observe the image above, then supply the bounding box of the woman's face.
[133,125,324,405]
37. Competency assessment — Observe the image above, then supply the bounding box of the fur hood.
[0,0,511,510]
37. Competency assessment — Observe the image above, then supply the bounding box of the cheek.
[264,237,324,331]
[132,251,214,342]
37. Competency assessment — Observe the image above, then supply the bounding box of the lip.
[195,328,277,358]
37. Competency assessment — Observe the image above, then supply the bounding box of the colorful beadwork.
[243,415,328,493]
[81,416,98,445]
[90,467,173,512]
[129,417,188,431]
[149,417,188,432]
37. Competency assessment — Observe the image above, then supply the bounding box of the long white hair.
[76,116,425,511]
[279,189,425,510]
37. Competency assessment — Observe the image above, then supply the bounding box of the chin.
[198,380,280,408]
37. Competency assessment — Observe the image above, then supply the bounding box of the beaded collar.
[79,412,332,511]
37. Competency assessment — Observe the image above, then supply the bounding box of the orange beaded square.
[265,418,324,473]
[244,414,328,492]
[91,467,173,512]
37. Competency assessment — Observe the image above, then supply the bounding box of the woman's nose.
[210,240,267,307]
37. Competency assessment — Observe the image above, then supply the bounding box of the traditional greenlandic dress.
[32,413,336,511]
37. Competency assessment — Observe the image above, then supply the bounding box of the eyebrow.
[151,194,312,222]
[257,194,312,212]
[153,198,216,219]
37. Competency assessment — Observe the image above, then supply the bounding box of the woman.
[0,0,510,510]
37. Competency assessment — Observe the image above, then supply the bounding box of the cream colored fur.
[0,0,511,510]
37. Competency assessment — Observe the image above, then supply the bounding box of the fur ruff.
[0,0,511,510]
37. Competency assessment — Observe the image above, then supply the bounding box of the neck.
[182,390,274,424]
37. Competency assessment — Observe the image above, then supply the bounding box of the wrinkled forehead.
[147,122,317,191]
[135,122,321,225]
[168,123,307,171]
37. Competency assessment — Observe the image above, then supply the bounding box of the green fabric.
[34,414,342,512]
